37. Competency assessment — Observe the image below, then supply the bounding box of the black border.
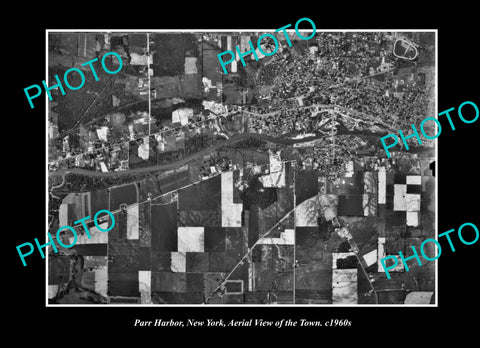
[10,5,479,340]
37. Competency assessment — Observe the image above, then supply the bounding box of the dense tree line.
[59,172,144,192]
[228,137,267,149]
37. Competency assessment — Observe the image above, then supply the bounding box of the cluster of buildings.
[249,31,434,140]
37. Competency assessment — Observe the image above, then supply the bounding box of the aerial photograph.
[46,29,436,305]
